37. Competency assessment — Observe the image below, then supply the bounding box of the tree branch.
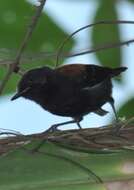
[0,20,134,88]
[0,37,134,69]
[0,118,134,155]
[0,0,47,94]
[68,38,134,58]
[56,20,134,67]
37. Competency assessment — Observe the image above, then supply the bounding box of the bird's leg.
[45,117,83,133]
[109,97,122,133]
[76,122,82,129]
[109,97,118,122]
[30,122,70,152]
[30,117,83,153]
[74,117,83,129]
[45,120,76,133]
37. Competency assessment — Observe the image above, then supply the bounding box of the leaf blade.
[91,0,121,69]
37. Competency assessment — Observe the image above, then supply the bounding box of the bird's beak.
[11,87,30,101]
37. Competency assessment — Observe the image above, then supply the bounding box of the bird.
[11,64,127,132]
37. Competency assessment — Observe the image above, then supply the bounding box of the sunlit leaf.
[0,141,134,190]
[91,0,121,69]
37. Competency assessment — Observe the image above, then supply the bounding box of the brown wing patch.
[56,64,86,76]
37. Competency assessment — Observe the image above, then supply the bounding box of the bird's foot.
[110,118,126,135]
[43,124,61,134]
[111,123,122,135]
[74,116,83,129]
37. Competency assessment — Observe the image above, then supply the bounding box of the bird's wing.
[56,64,86,76]
[56,64,112,87]
[56,64,127,84]
[81,79,112,97]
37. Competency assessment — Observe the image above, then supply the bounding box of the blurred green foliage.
[0,141,134,190]
[118,98,134,118]
[91,0,121,68]
[0,0,73,94]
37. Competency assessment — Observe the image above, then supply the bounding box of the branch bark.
[0,118,134,155]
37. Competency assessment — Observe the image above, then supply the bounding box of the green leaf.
[0,0,73,95]
[127,0,134,3]
[91,0,121,68]
[118,98,134,118]
[0,141,134,190]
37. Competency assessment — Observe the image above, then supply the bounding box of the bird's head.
[11,67,53,101]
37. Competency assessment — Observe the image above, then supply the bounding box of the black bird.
[11,64,127,132]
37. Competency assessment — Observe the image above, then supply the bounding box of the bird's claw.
[45,124,61,133]
[110,120,123,135]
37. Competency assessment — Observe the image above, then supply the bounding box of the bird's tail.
[110,67,127,77]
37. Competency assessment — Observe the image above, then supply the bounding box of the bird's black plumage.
[11,64,127,131]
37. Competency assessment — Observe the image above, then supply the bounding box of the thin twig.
[0,37,134,68]
[56,20,134,67]
[15,0,47,66]
[0,19,134,89]
[67,38,134,58]
[0,0,47,94]
[36,149,103,183]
